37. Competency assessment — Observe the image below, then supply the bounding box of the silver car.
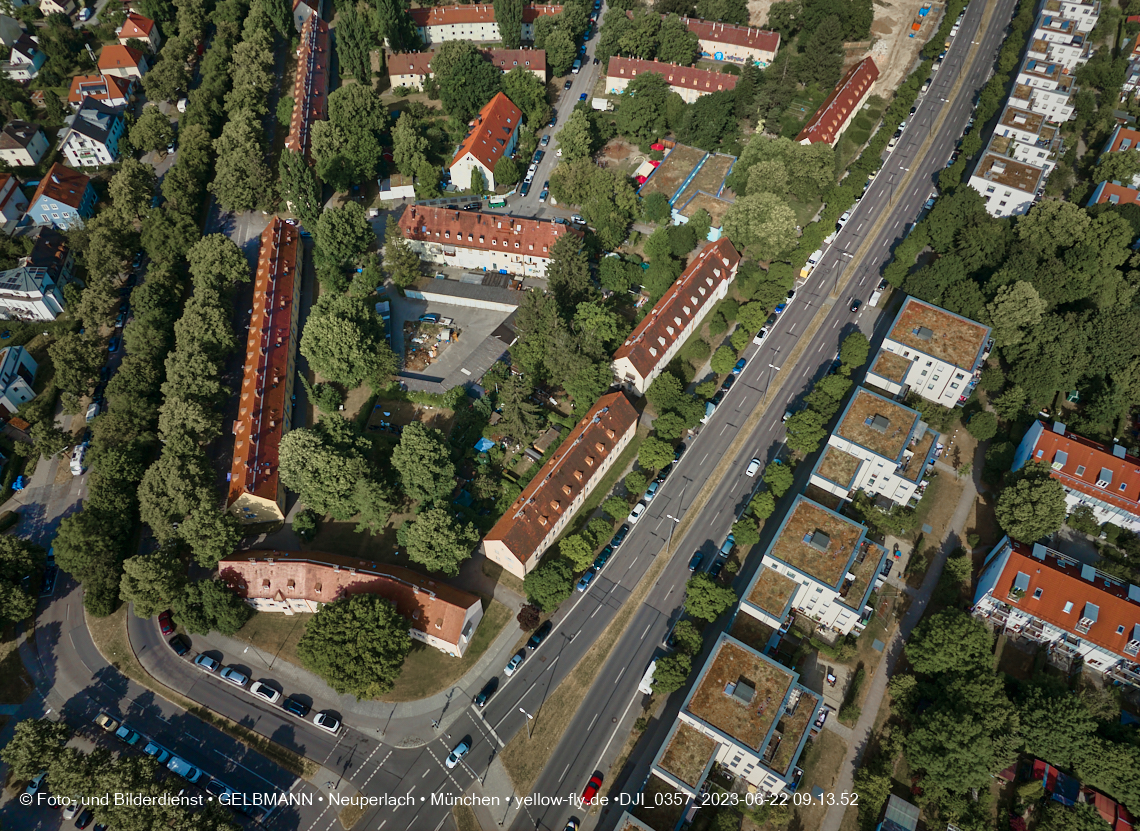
[219,666,248,687]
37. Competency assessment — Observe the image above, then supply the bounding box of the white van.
[70,444,88,476]
[85,402,100,423]
[572,59,582,74]
[800,248,824,279]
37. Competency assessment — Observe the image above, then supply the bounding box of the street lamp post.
[519,707,534,739]
[665,513,681,556]
[833,251,853,298]
[889,167,910,207]
[763,363,782,400]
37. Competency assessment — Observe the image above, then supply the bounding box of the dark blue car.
[688,551,704,572]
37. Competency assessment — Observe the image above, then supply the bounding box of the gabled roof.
[409,3,562,27]
[67,73,133,106]
[388,48,547,78]
[118,12,155,38]
[886,296,991,371]
[60,98,121,145]
[679,16,779,53]
[450,91,522,171]
[796,57,879,145]
[0,120,43,151]
[483,392,638,564]
[1089,180,1140,205]
[1023,421,1140,517]
[23,228,70,280]
[98,44,145,72]
[398,206,576,258]
[284,15,329,162]
[9,34,39,63]
[30,163,91,210]
[607,56,738,94]
[613,239,740,378]
[0,266,52,297]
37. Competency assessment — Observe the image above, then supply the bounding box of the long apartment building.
[409,4,561,44]
[397,206,578,279]
[651,633,822,798]
[612,239,740,395]
[967,100,1064,216]
[482,392,638,577]
[738,495,886,636]
[681,17,779,66]
[1027,13,1092,71]
[796,57,879,146]
[809,387,939,510]
[1013,420,1140,533]
[606,57,737,104]
[284,14,329,164]
[226,218,301,527]
[1011,58,1077,122]
[220,553,484,657]
[973,537,1140,688]
[388,48,546,90]
[989,104,1064,173]
[865,296,992,409]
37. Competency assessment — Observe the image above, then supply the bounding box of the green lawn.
[230,611,312,671]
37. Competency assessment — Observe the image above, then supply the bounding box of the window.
[1076,465,1086,476]
[1063,601,1074,614]
[1118,625,1126,635]
[1033,588,1042,599]
[999,201,1008,207]
[950,382,959,390]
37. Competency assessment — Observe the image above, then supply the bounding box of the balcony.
[1107,662,1140,688]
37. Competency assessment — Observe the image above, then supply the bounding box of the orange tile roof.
[993,540,1140,659]
[98,44,145,72]
[219,552,481,649]
[409,4,561,26]
[30,163,91,211]
[388,48,546,78]
[67,74,133,107]
[680,17,780,53]
[285,15,329,163]
[1025,422,1140,517]
[484,392,638,565]
[1106,125,1140,154]
[397,205,576,259]
[450,91,522,171]
[118,12,155,38]
[607,57,738,95]
[613,239,740,378]
[227,218,300,512]
[388,50,433,76]
[796,57,879,145]
[1090,181,1140,205]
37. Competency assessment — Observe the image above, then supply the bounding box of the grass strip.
[453,801,481,831]
[338,801,368,829]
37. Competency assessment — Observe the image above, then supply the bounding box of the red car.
[158,610,174,635]
[581,773,603,804]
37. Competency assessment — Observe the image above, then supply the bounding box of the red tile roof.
[1024,422,1140,518]
[1106,125,1140,153]
[796,57,879,145]
[388,48,546,78]
[398,205,577,260]
[30,163,91,211]
[219,553,481,650]
[484,392,638,565]
[993,540,1140,660]
[227,218,300,512]
[98,44,145,72]
[409,4,561,27]
[388,50,433,77]
[679,16,780,54]
[607,56,738,95]
[285,15,329,163]
[118,12,155,38]
[67,74,133,107]
[1090,181,1140,205]
[450,92,522,171]
[613,239,741,378]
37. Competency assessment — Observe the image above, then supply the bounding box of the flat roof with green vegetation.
[638,144,707,202]
[900,430,936,484]
[658,722,717,787]
[870,349,911,384]
[728,613,776,653]
[816,446,862,488]
[770,689,820,775]
[676,153,733,206]
[836,388,918,462]
[678,191,733,227]
[685,636,794,751]
[841,541,885,607]
[766,497,864,589]
[888,297,991,370]
[746,566,798,617]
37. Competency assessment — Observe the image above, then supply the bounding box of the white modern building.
[0,266,65,321]
[990,104,1063,174]
[58,98,125,168]
[0,345,37,415]
[0,120,50,168]
[967,150,1048,216]
[1042,0,1099,33]
[1011,58,1077,122]
[1026,13,1091,72]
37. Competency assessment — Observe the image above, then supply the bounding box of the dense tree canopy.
[297,593,412,697]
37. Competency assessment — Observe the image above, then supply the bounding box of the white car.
[78,6,92,19]
[753,325,769,345]
[504,652,524,677]
[627,502,647,524]
[313,711,341,734]
[249,681,281,704]
[837,210,851,230]
[446,739,471,769]
[745,458,761,477]
[64,801,82,820]
[219,666,248,687]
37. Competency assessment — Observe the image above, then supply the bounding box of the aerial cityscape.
[0,0,1138,829]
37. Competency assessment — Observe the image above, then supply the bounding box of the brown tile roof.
[608,57,738,95]
[388,50,433,76]
[679,16,780,54]
[836,387,919,462]
[484,392,638,565]
[450,92,522,172]
[409,4,562,26]
[887,297,991,371]
[219,552,481,649]
[1107,125,1140,154]
[389,48,546,79]
[612,239,740,378]
[227,218,300,512]
[1090,181,1140,206]
[98,44,145,72]
[30,163,91,211]
[796,57,879,145]
[767,496,865,588]
[285,15,330,163]
[0,120,43,151]
[398,205,576,260]
[67,74,133,107]
[118,12,155,38]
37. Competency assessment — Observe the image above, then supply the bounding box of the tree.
[797,15,843,88]
[687,208,711,243]
[497,0,525,49]
[639,436,675,472]
[392,112,429,178]
[278,149,321,228]
[710,345,737,375]
[670,619,703,655]
[497,375,541,440]
[1095,149,1140,186]
[172,579,252,636]
[651,651,692,694]
[0,718,70,781]
[517,603,541,631]
[390,421,456,505]
[130,105,176,154]
[141,46,190,102]
[375,0,420,52]
[723,192,798,261]
[966,411,998,442]
[524,557,574,612]
[403,508,478,576]
[762,461,793,497]
[384,222,421,289]
[336,6,374,84]
[546,233,593,311]
[615,71,670,140]
[905,609,994,675]
[0,535,43,627]
[119,549,185,619]
[840,331,870,368]
[784,408,828,455]
[546,26,578,76]
[315,202,374,269]
[653,411,688,441]
[731,517,760,547]
[494,155,521,188]
[210,111,272,212]
[297,593,412,697]
[657,13,700,64]
[179,498,243,567]
[986,281,1045,348]
[684,573,737,621]
[278,416,375,520]
[110,157,157,221]
[560,534,596,572]
[312,85,387,190]
[604,496,631,521]
[48,333,104,397]
[558,109,595,163]
[751,490,776,520]
[186,233,251,293]
[300,293,395,388]
[432,41,503,122]
[1067,504,1100,537]
[995,463,1067,542]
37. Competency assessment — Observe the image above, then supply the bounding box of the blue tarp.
[474,438,495,453]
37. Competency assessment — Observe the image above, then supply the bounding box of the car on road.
[850,298,862,313]
[205,780,235,800]
[753,325,769,345]
[643,480,659,503]
[710,390,725,408]
[143,742,170,763]
[85,401,100,423]
[549,112,557,126]
[249,681,281,704]
[565,820,580,831]
[745,458,761,477]
[25,771,46,796]
[168,635,189,656]
[627,501,647,524]
[688,551,705,571]
[166,756,202,783]
[158,610,174,635]
[732,357,747,375]
[541,134,550,146]
[611,524,629,547]
[313,711,341,734]
[64,801,83,820]
[581,772,604,804]
[40,563,57,595]
[674,442,686,461]
[419,313,440,324]
[539,189,548,203]
[75,809,94,828]
[709,558,724,579]
[193,654,220,673]
[887,133,900,151]
[283,696,311,718]
[773,302,787,315]
[446,738,471,769]
[533,150,545,164]
[570,214,585,225]
[527,620,553,649]
[504,651,525,677]
[520,181,531,196]
[473,678,498,708]
[95,713,118,732]
[79,6,92,19]
[579,93,587,101]
[837,210,851,229]
[114,725,141,746]
[219,666,248,687]
[564,80,573,90]
[656,462,673,483]
[463,202,480,210]
[576,568,597,592]
[721,373,735,391]
[107,336,119,353]
[593,545,613,571]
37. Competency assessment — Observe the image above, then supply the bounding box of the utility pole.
[519,707,534,739]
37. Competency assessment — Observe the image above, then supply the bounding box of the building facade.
[388,48,546,90]
[285,15,330,165]
[0,266,65,320]
[612,239,740,395]
[865,296,992,408]
[58,98,125,168]
[0,345,37,415]
[796,57,879,146]
[67,74,134,110]
[448,92,521,191]
[1,34,43,81]
[27,164,96,229]
[0,174,28,224]
[226,218,302,527]
[409,4,562,44]
[482,392,638,577]
[220,553,484,657]
[606,57,737,104]
[398,206,576,278]
[117,12,161,51]
[1027,13,1091,71]
[681,17,779,66]
[1012,58,1077,122]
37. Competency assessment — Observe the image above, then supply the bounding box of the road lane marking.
[588,713,599,730]
[614,666,625,684]
[473,708,505,748]
[560,763,571,782]
[641,623,651,639]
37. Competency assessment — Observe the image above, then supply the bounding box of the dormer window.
[573,470,583,481]
[562,484,572,495]
[585,455,595,466]
[595,442,606,452]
